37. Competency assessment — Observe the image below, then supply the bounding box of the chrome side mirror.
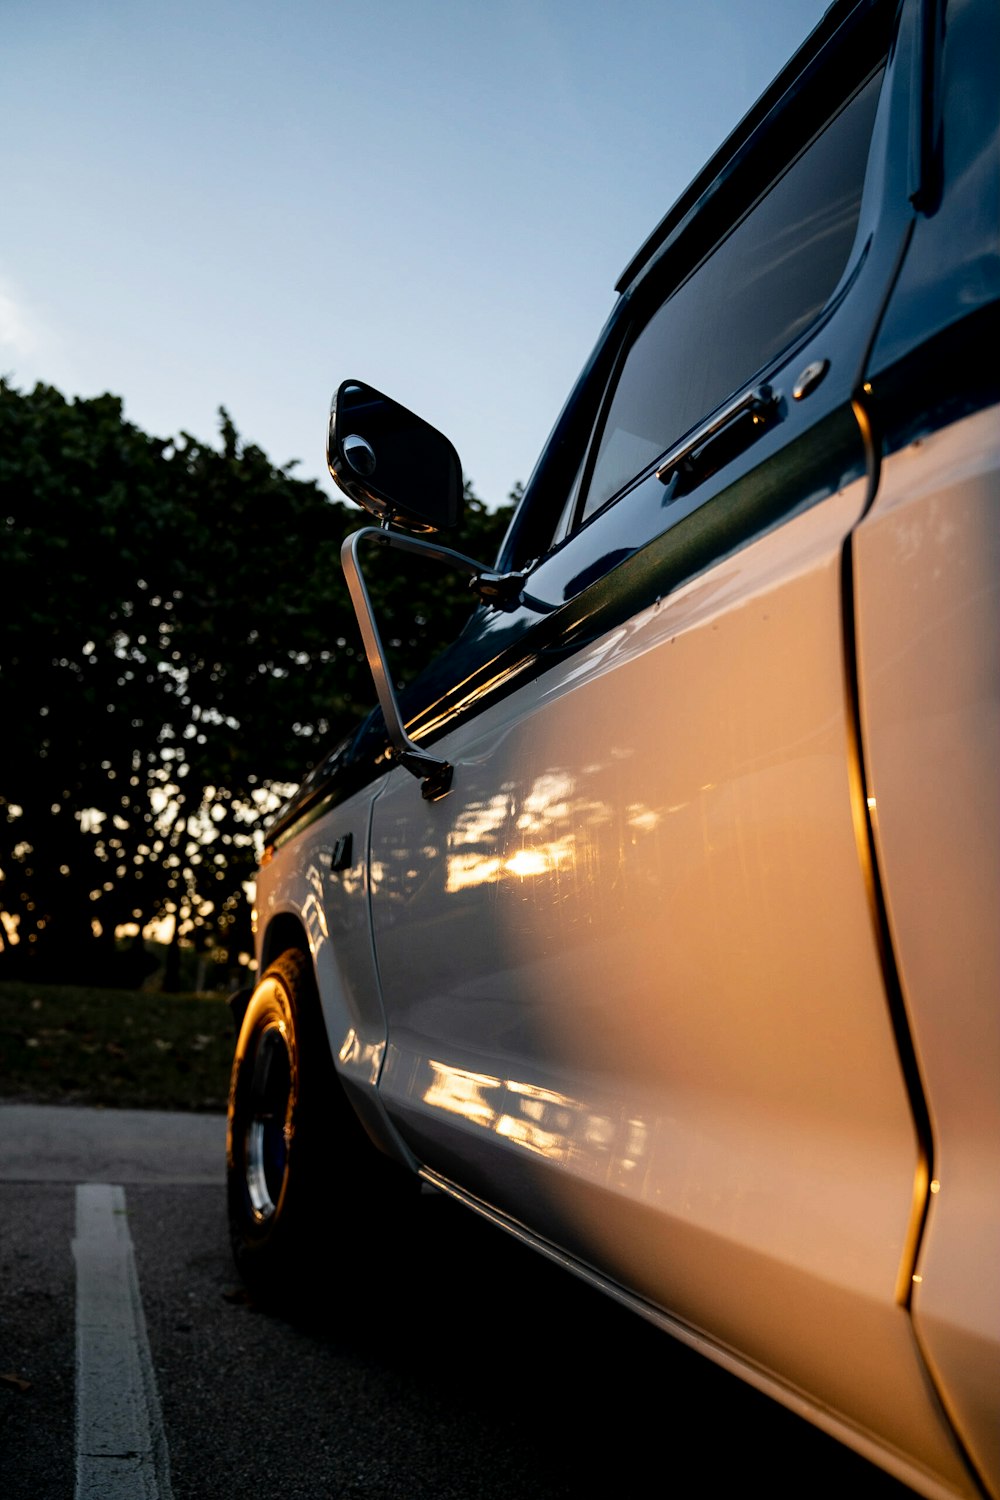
[331,380,526,799]
[327,380,463,534]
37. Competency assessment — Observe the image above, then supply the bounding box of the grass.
[0,980,237,1112]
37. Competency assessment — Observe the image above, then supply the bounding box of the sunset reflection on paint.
[442,769,616,892]
[421,1059,649,1170]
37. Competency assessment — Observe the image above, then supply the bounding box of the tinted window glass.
[580,71,882,523]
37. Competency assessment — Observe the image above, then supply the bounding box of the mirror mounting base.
[397,753,454,801]
[473,569,527,610]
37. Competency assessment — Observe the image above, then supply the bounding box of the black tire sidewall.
[226,954,314,1288]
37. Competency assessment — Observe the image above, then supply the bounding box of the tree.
[0,380,514,984]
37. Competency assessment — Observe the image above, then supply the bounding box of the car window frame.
[566,63,888,541]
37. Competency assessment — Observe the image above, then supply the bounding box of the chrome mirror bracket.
[341,527,505,800]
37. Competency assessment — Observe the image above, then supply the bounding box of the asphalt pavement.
[0,1101,921,1499]
[2,1103,226,1185]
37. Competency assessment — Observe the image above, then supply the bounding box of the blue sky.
[3,0,829,511]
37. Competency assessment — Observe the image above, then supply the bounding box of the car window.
[577,69,884,527]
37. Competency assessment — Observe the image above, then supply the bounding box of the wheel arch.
[259,911,311,976]
[252,906,418,1174]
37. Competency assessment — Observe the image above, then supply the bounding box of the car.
[225,1,999,1495]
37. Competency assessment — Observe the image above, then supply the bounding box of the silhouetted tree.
[0,380,514,984]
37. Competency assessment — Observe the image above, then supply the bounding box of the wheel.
[227,949,311,1296]
[226,948,415,1302]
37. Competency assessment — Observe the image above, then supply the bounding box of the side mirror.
[330,379,527,800]
[327,380,463,534]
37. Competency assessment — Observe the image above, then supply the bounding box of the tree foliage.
[0,380,514,984]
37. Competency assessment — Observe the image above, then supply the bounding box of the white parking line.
[73,1184,173,1500]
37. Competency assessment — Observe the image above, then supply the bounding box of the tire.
[226,948,414,1302]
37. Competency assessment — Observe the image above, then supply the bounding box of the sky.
[3,0,831,512]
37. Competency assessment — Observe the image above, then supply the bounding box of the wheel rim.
[244,1021,293,1220]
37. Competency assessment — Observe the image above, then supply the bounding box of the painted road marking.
[73,1184,173,1500]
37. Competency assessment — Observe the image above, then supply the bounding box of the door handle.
[330,833,353,872]
[656,384,780,501]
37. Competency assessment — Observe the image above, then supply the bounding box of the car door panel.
[368,476,974,1483]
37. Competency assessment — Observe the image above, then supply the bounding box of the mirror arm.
[341,527,527,798]
[342,526,512,801]
[341,527,455,799]
[348,525,527,610]
[356,529,525,605]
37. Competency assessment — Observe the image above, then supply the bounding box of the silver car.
[227,1,999,1495]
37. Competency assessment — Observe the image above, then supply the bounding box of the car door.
[366,3,971,1485]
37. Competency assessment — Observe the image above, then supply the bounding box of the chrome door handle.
[656,384,780,496]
